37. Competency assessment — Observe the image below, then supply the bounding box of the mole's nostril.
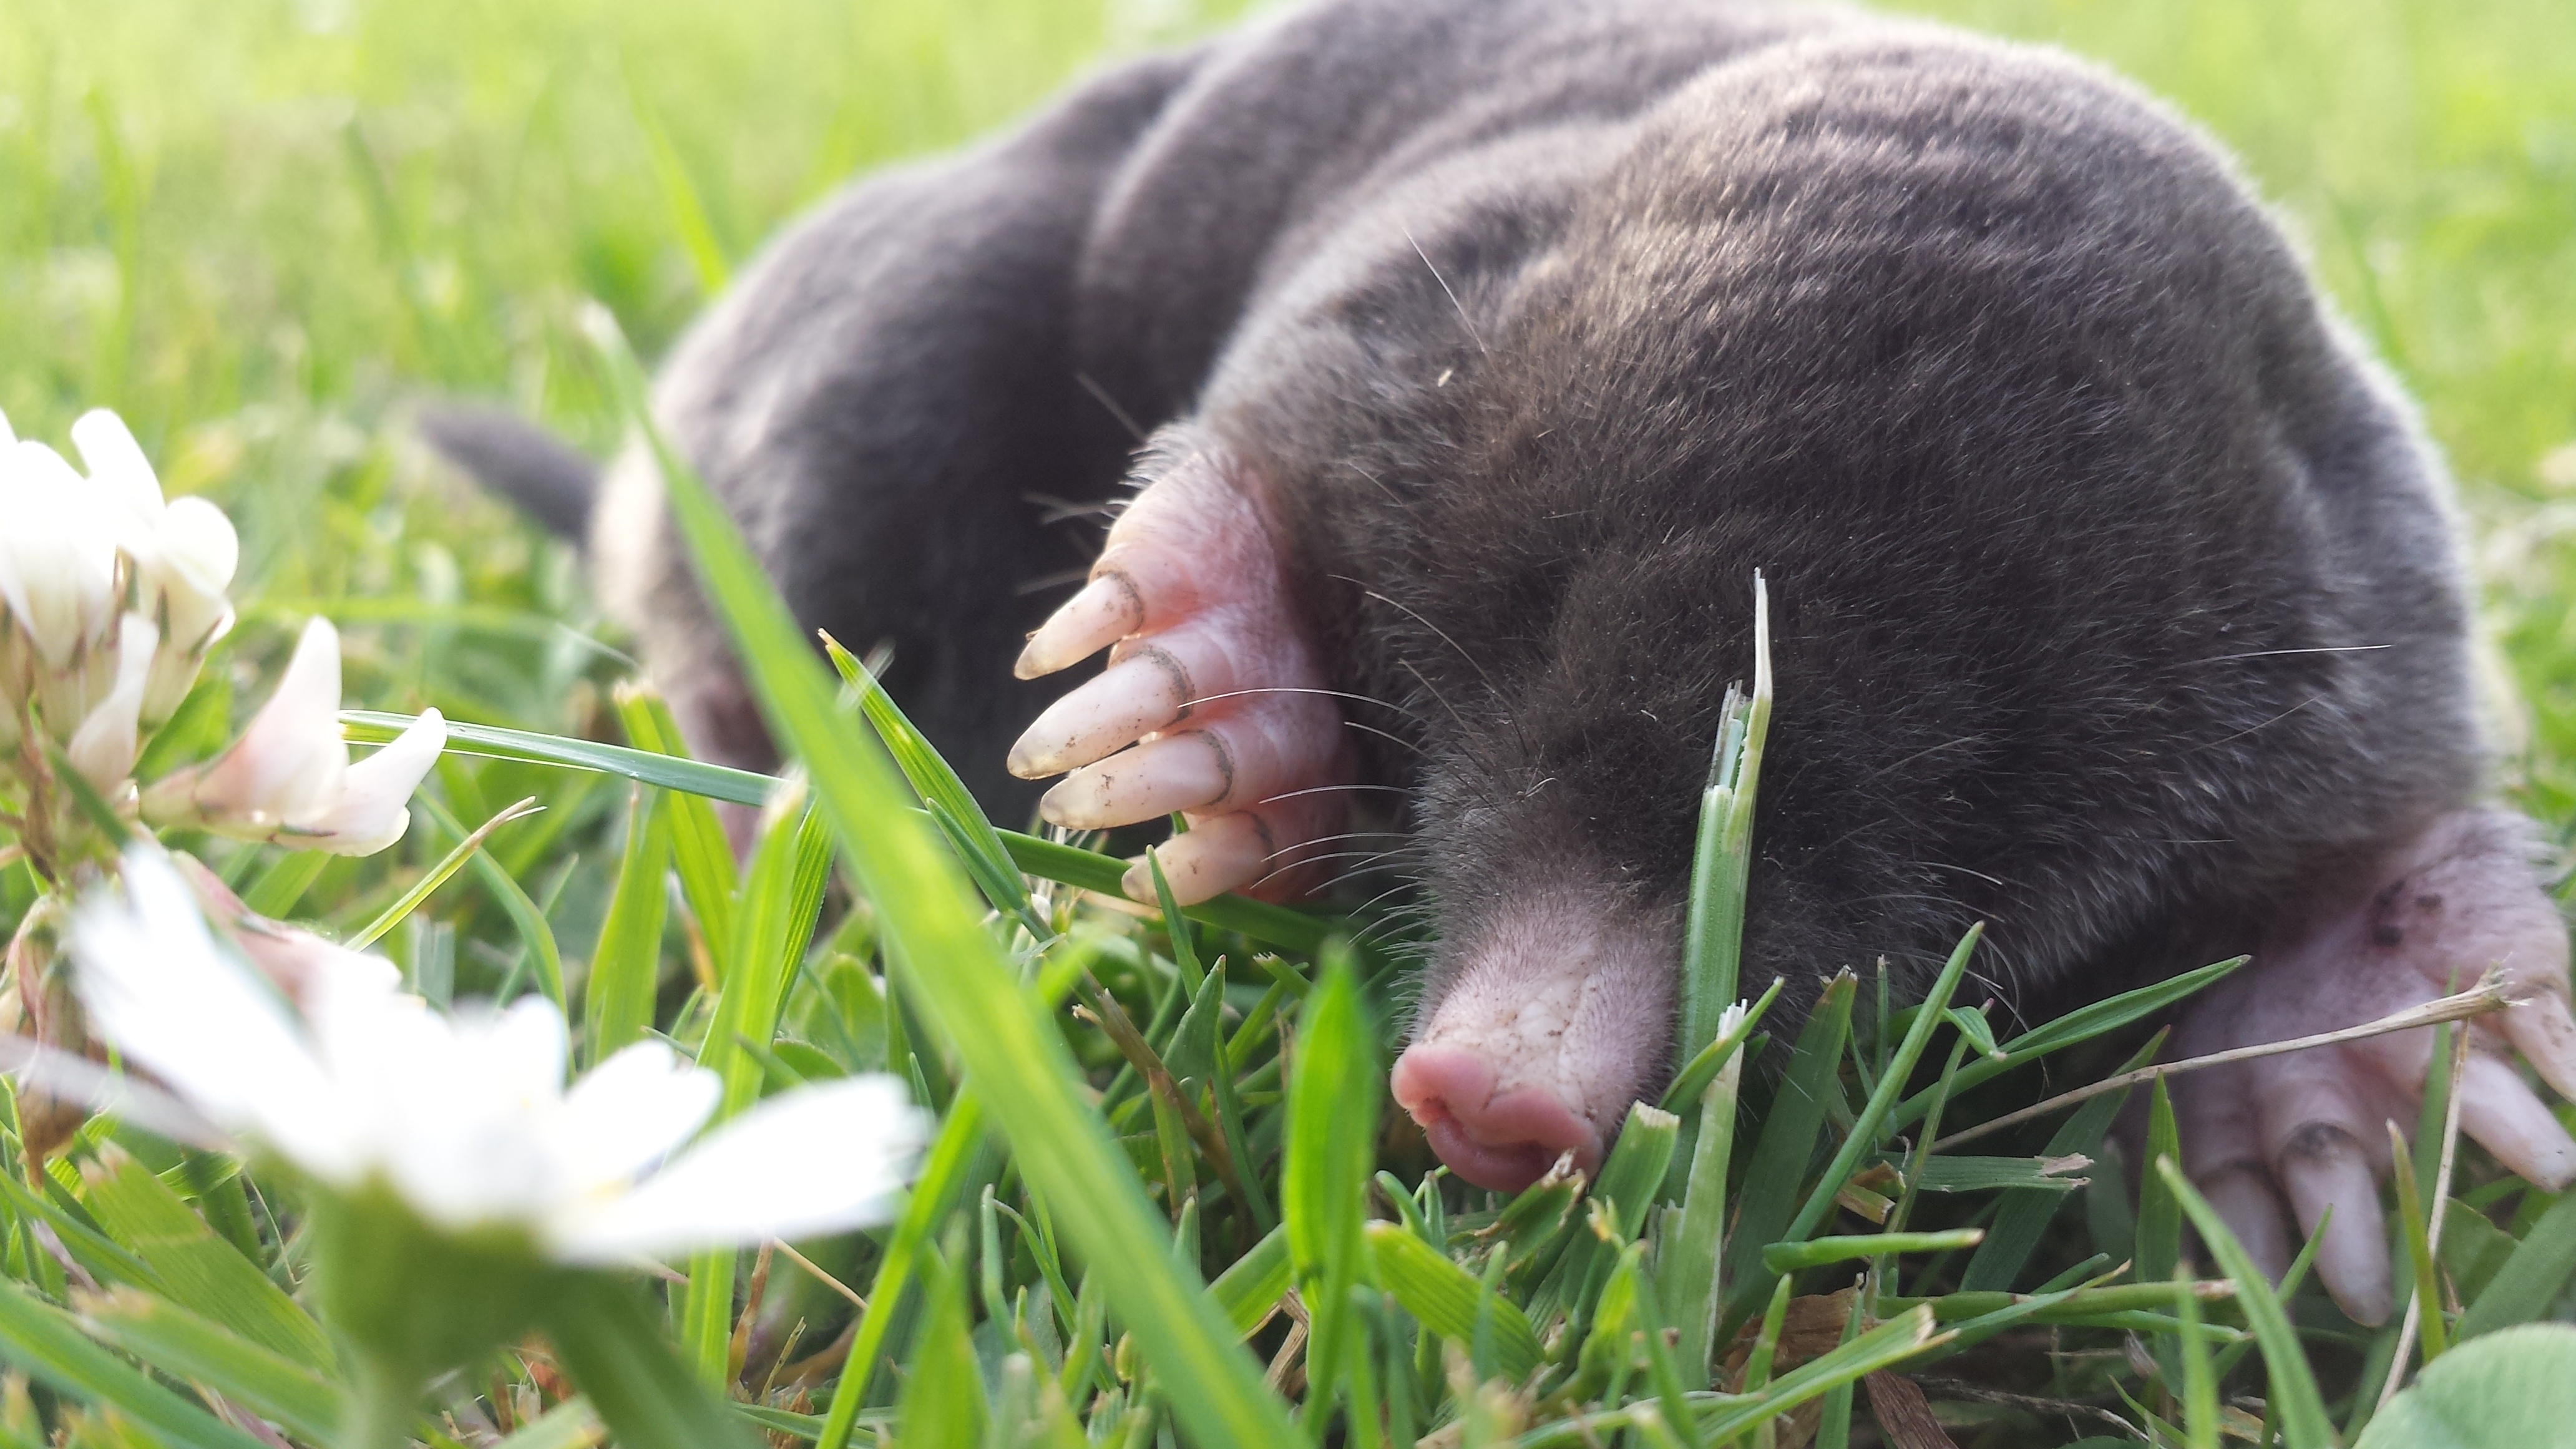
[1390,1043,1603,1193]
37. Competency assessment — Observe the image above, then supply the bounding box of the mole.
[424,0,2576,1328]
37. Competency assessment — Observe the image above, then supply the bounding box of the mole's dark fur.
[434,0,2483,1032]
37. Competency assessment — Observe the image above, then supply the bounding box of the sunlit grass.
[1,0,2573,1444]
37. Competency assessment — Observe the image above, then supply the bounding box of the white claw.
[2502,989,2576,1105]
[1007,651,1189,779]
[2199,1164,2293,1284]
[2275,1125,2391,1325]
[1039,732,1230,831]
[1121,816,1271,906]
[1016,573,1143,680]
[2457,1054,2576,1191]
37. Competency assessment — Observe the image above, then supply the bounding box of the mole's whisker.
[1181,685,1426,723]
[1256,782,1408,804]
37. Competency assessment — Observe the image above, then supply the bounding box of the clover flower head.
[141,617,446,856]
[71,849,930,1264]
[0,406,237,774]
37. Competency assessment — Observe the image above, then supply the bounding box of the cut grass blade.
[1664,999,1749,1388]
[591,310,1298,1448]
[1673,572,1771,1061]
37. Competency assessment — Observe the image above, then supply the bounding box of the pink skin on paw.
[1395,886,1677,1190]
[2172,809,2576,1325]
[1008,439,1356,905]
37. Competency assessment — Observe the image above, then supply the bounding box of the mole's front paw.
[1008,439,1355,905]
[2169,809,2576,1325]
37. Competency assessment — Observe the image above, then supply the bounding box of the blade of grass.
[824,633,1042,939]
[585,785,673,1064]
[79,1154,331,1374]
[2382,1019,2470,1408]
[1935,975,2510,1151]
[611,686,739,959]
[1959,1030,2166,1293]
[1720,973,1857,1312]
[1734,927,1981,1329]
[0,1277,269,1449]
[539,1276,756,1449]
[2152,1156,2334,1448]
[620,61,730,296]
[348,707,1332,953]
[2386,1120,2447,1362]
[1674,573,1771,1056]
[2174,1261,2220,1449]
[592,310,1297,1447]
[1760,1230,1983,1274]
[1686,1307,1939,1447]
[1888,956,2245,1133]
[1812,1282,1866,1449]
[1284,950,1379,1433]
[815,1091,986,1449]
[684,794,832,1382]
[1666,1000,1750,1388]
[77,1287,343,1444]
[1365,1224,1540,1379]
[238,851,329,919]
[415,794,565,1012]
[1659,978,1781,1117]
[348,796,543,949]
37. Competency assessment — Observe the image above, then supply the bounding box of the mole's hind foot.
[2169,809,2576,1325]
[1007,436,1355,905]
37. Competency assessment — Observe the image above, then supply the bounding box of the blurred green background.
[1,0,2571,821]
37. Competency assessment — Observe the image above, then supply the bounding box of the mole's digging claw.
[1015,432,1360,903]
[1016,573,1143,680]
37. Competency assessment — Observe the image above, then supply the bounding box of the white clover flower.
[0,406,237,761]
[0,427,123,738]
[71,849,930,1264]
[62,612,159,790]
[140,617,447,856]
[67,410,238,725]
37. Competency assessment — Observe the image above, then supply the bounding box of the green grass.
[2,0,2575,1445]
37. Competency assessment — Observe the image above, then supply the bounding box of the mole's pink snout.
[1392,1043,1604,1193]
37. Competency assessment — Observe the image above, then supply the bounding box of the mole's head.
[1363,414,1773,1192]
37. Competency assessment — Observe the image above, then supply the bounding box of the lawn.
[1,0,2572,1445]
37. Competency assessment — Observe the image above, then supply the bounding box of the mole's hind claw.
[1010,434,1361,905]
[2170,808,2576,1327]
